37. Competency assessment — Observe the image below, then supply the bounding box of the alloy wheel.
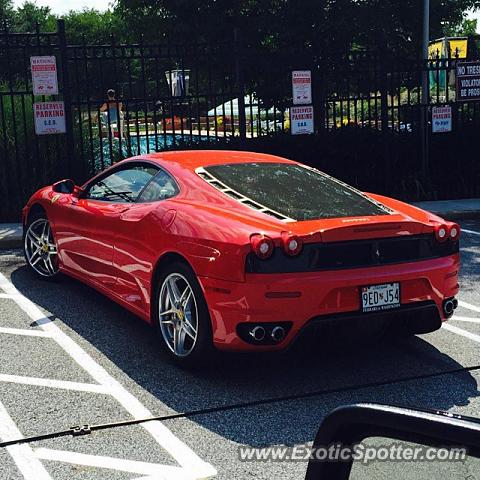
[158,273,198,357]
[24,218,59,277]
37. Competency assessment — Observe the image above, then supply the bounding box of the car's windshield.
[202,162,391,221]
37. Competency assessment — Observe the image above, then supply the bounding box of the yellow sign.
[429,41,444,59]
[429,38,468,59]
[449,39,467,59]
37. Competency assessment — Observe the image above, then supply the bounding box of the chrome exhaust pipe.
[249,326,266,342]
[443,298,456,318]
[271,326,286,343]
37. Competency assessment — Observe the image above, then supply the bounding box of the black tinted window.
[87,165,158,202]
[137,170,179,202]
[203,163,390,220]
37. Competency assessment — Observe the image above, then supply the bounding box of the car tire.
[153,261,214,368]
[23,212,61,281]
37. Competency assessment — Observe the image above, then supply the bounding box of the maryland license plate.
[361,283,400,313]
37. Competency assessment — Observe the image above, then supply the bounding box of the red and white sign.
[290,105,314,135]
[30,56,59,95]
[432,105,452,133]
[34,101,66,135]
[292,70,312,105]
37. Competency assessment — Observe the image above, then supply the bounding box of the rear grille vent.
[246,235,459,274]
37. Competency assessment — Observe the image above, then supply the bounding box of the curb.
[0,237,23,250]
[438,211,480,222]
[0,224,23,250]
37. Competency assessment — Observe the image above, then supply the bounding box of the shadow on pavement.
[10,264,480,447]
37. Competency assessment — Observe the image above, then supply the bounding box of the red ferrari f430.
[22,151,460,366]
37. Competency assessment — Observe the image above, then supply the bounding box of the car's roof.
[137,150,295,170]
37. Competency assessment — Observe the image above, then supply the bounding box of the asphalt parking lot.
[0,220,479,480]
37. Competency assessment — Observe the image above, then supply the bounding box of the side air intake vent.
[195,167,294,222]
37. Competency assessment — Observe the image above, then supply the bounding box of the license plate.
[361,283,400,313]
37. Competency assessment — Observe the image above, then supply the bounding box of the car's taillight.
[448,222,461,241]
[281,232,303,256]
[434,223,449,242]
[434,222,460,242]
[250,234,274,260]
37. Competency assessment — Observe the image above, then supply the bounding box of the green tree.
[0,0,15,28]
[115,0,480,57]
[12,1,56,32]
[445,18,478,37]
[63,9,125,44]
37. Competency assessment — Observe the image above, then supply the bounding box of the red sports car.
[22,151,460,366]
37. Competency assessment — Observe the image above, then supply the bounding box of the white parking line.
[34,449,198,478]
[452,316,480,324]
[0,400,52,480]
[462,229,480,236]
[0,293,21,299]
[458,300,480,314]
[443,323,480,343]
[0,327,51,337]
[0,374,109,394]
[0,272,217,479]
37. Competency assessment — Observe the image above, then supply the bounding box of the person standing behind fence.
[100,89,124,139]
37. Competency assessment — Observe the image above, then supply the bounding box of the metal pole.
[420,0,430,184]
[234,28,247,141]
[57,19,76,180]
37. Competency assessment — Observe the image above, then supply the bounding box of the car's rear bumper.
[199,253,460,352]
[297,300,441,345]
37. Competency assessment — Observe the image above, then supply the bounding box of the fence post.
[234,28,247,141]
[313,57,326,134]
[420,58,430,192]
[57,19,75,180]
[380,63,390,193]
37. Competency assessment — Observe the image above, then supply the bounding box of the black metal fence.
[0,24,68,222]
[1,20,480,222]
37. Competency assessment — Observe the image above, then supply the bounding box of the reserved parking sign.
[432,105,452,133]
[33,101,66,135]
[290,106,314,135]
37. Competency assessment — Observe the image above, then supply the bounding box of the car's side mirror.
[52,179,76,194]
[305,403,480,480]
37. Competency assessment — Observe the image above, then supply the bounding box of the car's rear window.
[202,162,391,221]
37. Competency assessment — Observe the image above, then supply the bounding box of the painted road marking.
[0,272,217,479]
[462,229,480,236]
[443,323,480,343]
[0,374,109,394]
[458,300,480,314]
[0,293,21,299]
[0,326,51,337]
[0,400,52,480]
[452,316,480,324]
[34,449,199,478]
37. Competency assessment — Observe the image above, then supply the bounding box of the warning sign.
[292,71,312,105]
[456,61,480,102]
[432,106,452,133]
[290,105,314,135]
[34,101,66,135]
[30,56,59,96]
